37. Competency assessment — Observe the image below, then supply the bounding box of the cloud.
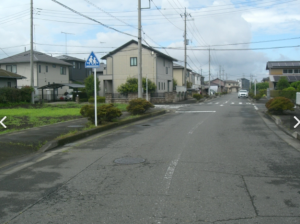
[0,0,297,81]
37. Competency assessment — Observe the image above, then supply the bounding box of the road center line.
[254,106,258,110]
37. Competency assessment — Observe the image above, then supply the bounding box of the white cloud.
[0,0,298,81]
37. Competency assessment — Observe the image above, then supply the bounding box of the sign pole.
[94,68,97,126]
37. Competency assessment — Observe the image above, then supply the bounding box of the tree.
[250,82,269,92]
[173,79,178,90]
[84,74,100,98]
[187,81,192,88]
[117,77,156,94]
[276,77,290,90]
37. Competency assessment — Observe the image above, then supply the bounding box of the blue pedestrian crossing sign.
[85,51,100,68]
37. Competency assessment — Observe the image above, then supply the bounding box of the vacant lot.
[0,102,128,134]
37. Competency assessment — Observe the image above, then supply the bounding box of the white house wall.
[0,62,70,94]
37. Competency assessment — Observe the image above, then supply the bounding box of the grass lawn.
[0,102,128,135]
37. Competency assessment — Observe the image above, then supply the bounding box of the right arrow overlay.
[0,116,6,128]
[294,116,300,128]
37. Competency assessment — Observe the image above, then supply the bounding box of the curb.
[264,111,300,141]
[40,110,167,152]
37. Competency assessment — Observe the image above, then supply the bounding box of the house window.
[52,64,56,68]
[130,57,137,66]
[288,69,293,73]
[46,66,48,72]
[7,82,11,87]
[166,67,168,74]
[295,69,299,73]
[60,67,66,75]
[164,82,165,90]
[39,65,41,73]
[6,65,17,73]
[78,63,81,69]
[163,59,165,67]
[73,62,76,69]
[158,82,160,90]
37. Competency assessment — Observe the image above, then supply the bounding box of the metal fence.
[111,93,128,99]
[150,92,165,98]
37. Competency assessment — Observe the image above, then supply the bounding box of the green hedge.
[270,90,296,100]
[0,86,33,103]
[88,96,106,103]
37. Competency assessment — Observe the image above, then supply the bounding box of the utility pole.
[137,0,150,98]
[250,74,252,91]
[255,79,257,96]
[30,0,34,104]
[138,0,142,98]
[219,65,221,93]
[61,32,74,55]
[181,8,191,90]
[208,48,211,95]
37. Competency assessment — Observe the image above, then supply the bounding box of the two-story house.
[211,78,225,92]
[237,78,250,91]
[99,40,177,96]
[173,63,192,90]
[56,55,92,83]
[266,61,300,89]
[225,80,239,93]
[0,50,72,94]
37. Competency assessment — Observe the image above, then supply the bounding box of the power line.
[151,0,183,31]
[51,0,137,38]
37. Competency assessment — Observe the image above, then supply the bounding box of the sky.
[1,0,300,82]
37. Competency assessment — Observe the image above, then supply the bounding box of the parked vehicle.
[238,90,248,98]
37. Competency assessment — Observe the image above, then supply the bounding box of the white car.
[238,90,248,98]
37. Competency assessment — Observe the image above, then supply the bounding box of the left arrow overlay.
[0,116,7,128]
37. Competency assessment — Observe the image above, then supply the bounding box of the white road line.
[254,106,258,110]
[231,102,235,104]
[199,103,204,105]
[239,102,242,104]
[176,111,216,113]
[208,102,212,104]
[215,102,219,104]
[246,103,251,105]
[155,153,182,224]
[220,105,224,107]
[189,121,204,134]
[225,101,228,104]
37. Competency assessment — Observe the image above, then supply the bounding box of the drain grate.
[142,124,150,126]
[114,157,145,164]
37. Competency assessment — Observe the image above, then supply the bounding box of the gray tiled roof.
[55,55,85,62]
[266,61,300,70]
[0,50,72,66]
[0,68,26,79]
[173,63,192,71]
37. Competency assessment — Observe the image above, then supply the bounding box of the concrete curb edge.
[263,111,300,141]
[40,110,167,152]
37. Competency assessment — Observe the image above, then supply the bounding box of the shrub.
[283,87,296,91]
[265,97,294,114]
[80,103,122,124]
[253,95,262,100]
[0,86,33,103]
[276,76,290,90]
[192,93,203,101]
[88,96,106,103]
[127,98,154,115]
[248,92,254,98]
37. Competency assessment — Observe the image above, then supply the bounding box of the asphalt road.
[1,93,300,224]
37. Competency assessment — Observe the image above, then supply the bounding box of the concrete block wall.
[105,93,151,103]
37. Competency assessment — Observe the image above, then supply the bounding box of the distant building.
[237,78,250,91]
[224,80,239,93]
[266,61,300,89]
[56,55,92,83]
